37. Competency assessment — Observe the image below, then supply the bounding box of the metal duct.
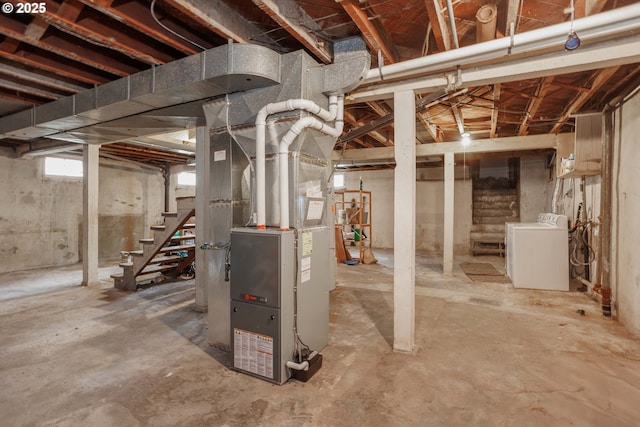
[476,4,498,43]
[0,43,281,143]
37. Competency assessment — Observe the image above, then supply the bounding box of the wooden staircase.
[470,188,519,256]
[112,197,196,291]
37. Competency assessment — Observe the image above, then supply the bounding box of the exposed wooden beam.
[0,90,47,105]
[333,133,572,162]
[41,0,172,65]
[366,101,391,117]
[0,49,107,85]
[451,103,465,135]
[0,17,134,76]
[490,84,500,138]
[550,67,621,134]
[344,110,392,147]
[417,111,442,142]
[338,0,399,64]
[252,0,332,64]
[0,78,59,100]
[518,76,554,136]
[504,0,520,36]
[551,82,590,93]
[574,0,609,18]
[424,0,451,52]
[77,0,199,55]
[165,0,276,47]
[0,61,85,93]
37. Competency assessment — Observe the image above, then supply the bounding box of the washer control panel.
[537,213,568,229]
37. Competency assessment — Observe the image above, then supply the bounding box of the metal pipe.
[599,108,614,317]
[445,0,460,49]
[255,97,338,228]
[278,96,343,230]
[363,3,640,85]
[476,4,498,43]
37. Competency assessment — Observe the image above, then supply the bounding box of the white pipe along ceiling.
[358,2,640,88]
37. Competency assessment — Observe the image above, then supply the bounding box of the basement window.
[177,171,196,186]
[333,173,345,189]
[44,157,83,178]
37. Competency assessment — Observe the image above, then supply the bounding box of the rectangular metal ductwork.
[0,43,281,144]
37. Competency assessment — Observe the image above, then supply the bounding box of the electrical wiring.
[569,220,596,280]
[150,0,206,51]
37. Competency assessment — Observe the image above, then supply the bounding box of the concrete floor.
[2,250,640,426]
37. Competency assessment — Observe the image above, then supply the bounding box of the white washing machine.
[505,213,569,291]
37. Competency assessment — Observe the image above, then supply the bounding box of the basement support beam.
[82,143,100,286]
[393,90,416,353]
[443,152,454,275]
[194,126,208,312]
[333,133,571,163]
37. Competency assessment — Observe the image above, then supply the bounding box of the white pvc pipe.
[286,360,309,371]
[267,122,281,227]
[255,97,338,228]
[445,0,460,49]
[279,96,344,230]
[362,3,640,85]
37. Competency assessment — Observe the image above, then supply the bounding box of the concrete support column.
[393,90,416,352]
[443,152,455,275]
[194,126,208,311]
[82,143,99,286]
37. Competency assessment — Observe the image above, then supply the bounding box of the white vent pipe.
[362,2,640,85]
[255,96,338,228]
[286,360,309,371]
[278,96,344,230]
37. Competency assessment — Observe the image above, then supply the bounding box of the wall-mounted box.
[557,113,602,178]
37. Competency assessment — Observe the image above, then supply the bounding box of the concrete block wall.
[338,154,553,254]
[340,168,472,253]
[0,153,181,274]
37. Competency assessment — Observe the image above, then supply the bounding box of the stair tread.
[130,250,144,256]
[139,238,154,244]
[470,232,505,240]
[110,272,123,279]
[170,235,196,241]
[159,244,196,253]
[140,263,179,274]
[150,225,166,231]
[162,212,178,217]
[472,247,505,255]
[149,255,184,264]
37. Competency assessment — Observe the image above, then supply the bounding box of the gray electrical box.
[230,227,329,384]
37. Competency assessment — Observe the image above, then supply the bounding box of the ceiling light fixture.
[461,132,471,146]
[564,0,581,51]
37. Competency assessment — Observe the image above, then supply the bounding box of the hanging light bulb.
[565,31,581,50]
[461,132,471,146]
[564,0,581,51]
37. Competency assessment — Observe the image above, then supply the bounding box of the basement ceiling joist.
[0,0,638,167]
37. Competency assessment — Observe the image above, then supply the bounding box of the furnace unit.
[230,227,329,384]
[198,37,370,384]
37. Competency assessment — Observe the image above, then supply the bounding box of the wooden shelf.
[335,189,372,263]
